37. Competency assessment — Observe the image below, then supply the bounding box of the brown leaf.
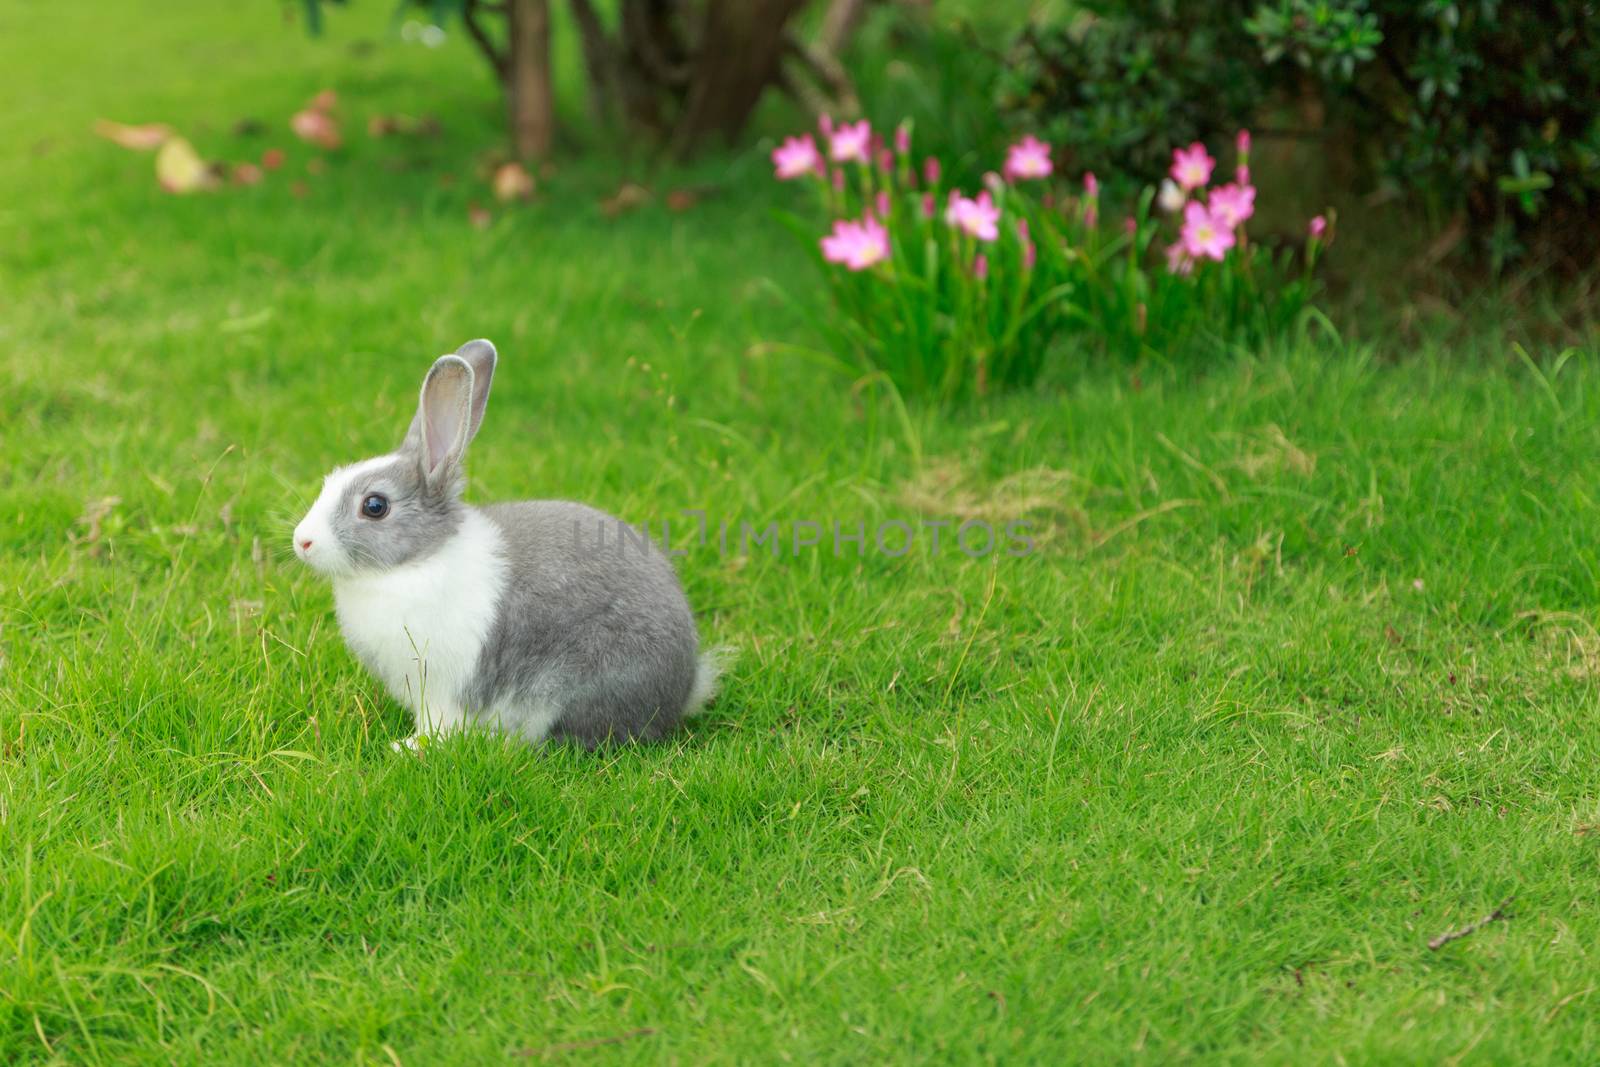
[74,496,122,555]
[492,161,535,202]
[95,119,173,151]
[231,162,264,186]
[308,89,338,113]
[599,182,651,218]
[664,188,699,212]
[262,148,286,171]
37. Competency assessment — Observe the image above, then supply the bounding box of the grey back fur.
[467,500,701,747]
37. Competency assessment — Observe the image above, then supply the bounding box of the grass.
[4,3,1600,1064]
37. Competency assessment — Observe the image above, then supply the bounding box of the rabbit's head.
[293,339,497,577]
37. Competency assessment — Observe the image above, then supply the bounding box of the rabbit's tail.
[684,646,734,717]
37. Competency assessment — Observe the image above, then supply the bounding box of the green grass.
[5,3,1600,1064]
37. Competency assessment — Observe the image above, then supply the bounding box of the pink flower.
[876,148,895,173]
[819,113,834,138]
[923,156,941,186]
[894,123,911,155]
[920,193,935,219]
[1207,182,1256,229]
[1123,215,1137,235]
[1165,241,1194,276]
[874,191,891,218]
[1003,135,1053,181]
[1309,214,1328,239]
[820,215,890,271]
[829,120,871,164]
[1170,142,1215,192]
[1022,240,1036,270]
[771,134,822,180]
[831,169,845,194]
[973,253,988,280]
[1082,171,1100,226]
[945,190,1000,241]
[1180,200,1235,261]
[1235,164,1251,186]
[1236,129,1251,160]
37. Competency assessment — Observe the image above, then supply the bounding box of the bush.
[771,121,1329,403]
[996,4,1267,187]
[997,1,1600,267]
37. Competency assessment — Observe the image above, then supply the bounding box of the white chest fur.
[332,508,507,732]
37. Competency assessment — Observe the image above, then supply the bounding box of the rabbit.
[291,339,722,750]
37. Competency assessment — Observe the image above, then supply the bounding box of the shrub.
[772,121,1330,403]
[997,1,1600,266]
[996,3,1267,187]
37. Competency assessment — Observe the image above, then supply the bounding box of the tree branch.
[463,0,508,79]
[623,0,691,88]
[783,31,859,117]
[819,0,871,56]
[1427,898,1513,951]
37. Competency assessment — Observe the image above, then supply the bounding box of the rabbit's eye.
[360,493,390,519]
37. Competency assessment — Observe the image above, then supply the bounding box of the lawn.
[4,4,1600,1064]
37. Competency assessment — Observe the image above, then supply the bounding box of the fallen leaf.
[291,109,341,150]
[95,119,173,151]
[492,161,535,202]
[157,138,218,193]
[262,147,286,170]
[599,182,651,218]
[665,188,700,212]
[231,162,264,186]
[309,89,338,113]
[468,201,492,229]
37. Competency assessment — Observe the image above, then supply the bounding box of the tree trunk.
[506,0,554,160]
[569,0,624,126]
[668,0,809,158]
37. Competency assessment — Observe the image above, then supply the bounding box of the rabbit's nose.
[299,538,313,551]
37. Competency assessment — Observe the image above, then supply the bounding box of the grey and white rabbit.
[292,339,721,749]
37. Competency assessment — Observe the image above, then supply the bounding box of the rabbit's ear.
[411,355,474,483]
[454,339,497,444]
[401,340,497,456]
